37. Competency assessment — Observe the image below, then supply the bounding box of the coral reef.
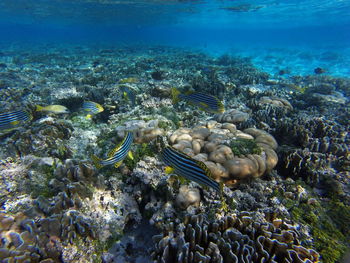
[1,45,349,262]
[215,109,250,124]
[115,119,164,144]
[152,213,319,263]
[168,121,278,187]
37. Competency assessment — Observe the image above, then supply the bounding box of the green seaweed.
[230,138,262,156]
[158,120,170,130]
[29,165,57,198]
[271,178,350,263]
[124,143,157,170]
[56,144,71,160]
[287,198,349,263]
[91,224,123,262]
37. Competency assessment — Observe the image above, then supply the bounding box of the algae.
[288,196,349,263]
[29,165,57,198]
[230,138,262,156]
[124,142,156,170]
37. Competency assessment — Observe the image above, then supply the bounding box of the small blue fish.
[82,101,104,119]
[161,146,220,192]
[120,85,136,106]
[91,132,134,169]
[171,88,224,113]
[0,110,32,131]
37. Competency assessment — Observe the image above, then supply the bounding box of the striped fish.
[172,88,224,114]
[160,146,220,192]
[91,132,134,169]
[120,85,136,106]
[0,110,32,131]
[82,101,104,119]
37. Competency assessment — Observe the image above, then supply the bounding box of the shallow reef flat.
[0,44,349,263]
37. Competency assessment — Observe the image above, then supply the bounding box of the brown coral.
[168,121,278,187]
[152,213,320,263]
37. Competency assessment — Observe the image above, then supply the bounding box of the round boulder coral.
[167,121,278,187]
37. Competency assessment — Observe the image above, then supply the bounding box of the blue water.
[0,0,350,76]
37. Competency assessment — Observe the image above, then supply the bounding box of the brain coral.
[152,213,320,263]
[168,121,278,187]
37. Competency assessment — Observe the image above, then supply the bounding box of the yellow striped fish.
[172,88,225,114]
[82,101,104,119]
[160,145,220,192]
[91,132,134,169]
[0,110,32,131]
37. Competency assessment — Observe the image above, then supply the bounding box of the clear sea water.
[1,0,349,77]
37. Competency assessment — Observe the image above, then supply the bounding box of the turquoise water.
[1,0,349,77]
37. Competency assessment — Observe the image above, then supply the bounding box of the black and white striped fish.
[0,110,32,131]
[91,132,134,169]
[161,146,220,192]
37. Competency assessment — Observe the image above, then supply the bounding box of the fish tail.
[97,104,104,112]
[91,154,103,169]
[26,111,33,121]
[165,166,175,174]
[171,87,180,104]
[123,91,129,101]
[127,151,134,160]
[218,102,225,113]
[35,105,43,111]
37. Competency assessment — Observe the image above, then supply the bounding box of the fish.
[160,145,220,192]
[171,88,225,113]
[314,67,326,74]
[36,105,69,114]
[120,85,136,106]
[91,132,134,169]
[118,77,139,84]
[82,101,104,119]
[0,110,32,131]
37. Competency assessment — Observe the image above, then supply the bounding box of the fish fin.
[10,120,19,125]
[114,161,123,168]
[123,91,129,101]
[218,102,225,113]
[165,166,175,174]
[177,176,188,184]
[86,114,92,119]
[35,105,43,111]
[107,145,121,157]
[91,155,103,169]
[220,199,229,212]
[171,88,180,104]
[184,90,194,96]
[219,182,228,211]
[199,102,208,108]
[127,151,134,160]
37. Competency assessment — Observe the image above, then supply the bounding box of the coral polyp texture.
[152,213,319,263]
[168,121,278,187]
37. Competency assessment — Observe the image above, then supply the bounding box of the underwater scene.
[0,0,350,262]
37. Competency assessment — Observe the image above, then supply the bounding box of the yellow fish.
[119,77,139,84]
[36,105,69,114]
